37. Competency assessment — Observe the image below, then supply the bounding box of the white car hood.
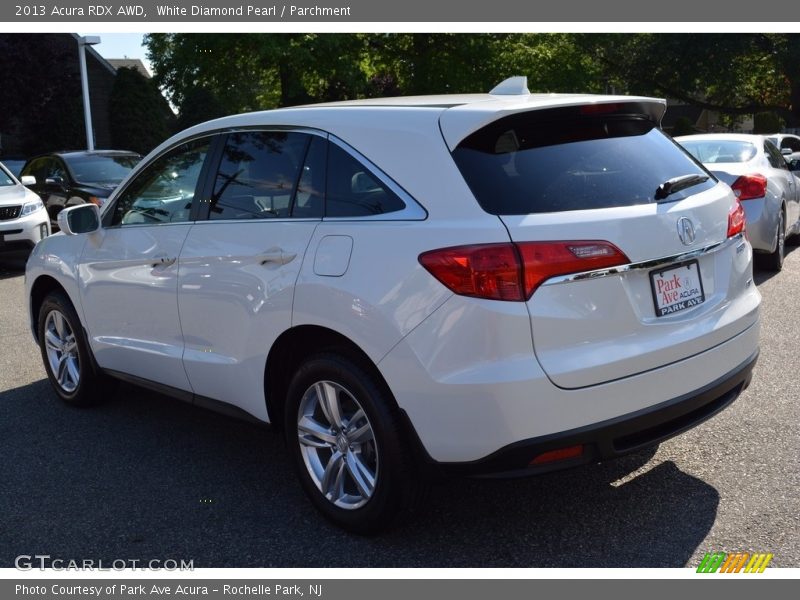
[0,184,37,207]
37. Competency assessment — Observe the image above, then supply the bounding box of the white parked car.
[26,79,761,532]
[0,160,49,254]
[677,134,800,271]
[766,132,800,164]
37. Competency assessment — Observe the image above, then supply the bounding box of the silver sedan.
[677,133,800,271]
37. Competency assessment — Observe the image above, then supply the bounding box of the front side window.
[48,159,67,183]
[110,139,210,226]
[209,131,309,220]
[21,158,47,183]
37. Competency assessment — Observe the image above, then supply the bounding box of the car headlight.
[20,199,44,216]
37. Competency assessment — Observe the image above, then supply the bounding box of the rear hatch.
[448,102,755,388]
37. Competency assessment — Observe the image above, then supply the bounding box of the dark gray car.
[20,150,141,228]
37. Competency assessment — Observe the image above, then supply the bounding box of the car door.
[177,130,324,420]
[77,137,212,392]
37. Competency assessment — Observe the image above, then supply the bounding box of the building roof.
[107,58,151,78]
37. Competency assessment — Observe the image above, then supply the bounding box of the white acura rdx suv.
[26,78,760,532]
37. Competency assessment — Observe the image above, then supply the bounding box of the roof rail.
[489,76,530,96]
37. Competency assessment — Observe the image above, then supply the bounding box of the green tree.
[109,67,173,154]
[0,34,85,154]
[753,112,785,134]
[672,116,696,136]
[176,86,227,131]
[577,34,800,123]
[144,33,607,119]
[145,33,370,114]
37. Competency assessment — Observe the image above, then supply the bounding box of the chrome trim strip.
[541,233,744,286]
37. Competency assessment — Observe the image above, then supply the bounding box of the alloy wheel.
[296,380,379,510]
[43,310,80,393]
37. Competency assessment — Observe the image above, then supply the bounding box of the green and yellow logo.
[696,552,773,573]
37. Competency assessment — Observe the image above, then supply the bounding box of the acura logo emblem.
[677,217,696,246]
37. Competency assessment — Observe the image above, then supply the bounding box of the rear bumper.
[437,350,757,477]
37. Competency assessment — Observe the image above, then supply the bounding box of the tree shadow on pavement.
[0,379,717,568]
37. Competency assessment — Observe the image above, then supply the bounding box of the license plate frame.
[649,259,706,317]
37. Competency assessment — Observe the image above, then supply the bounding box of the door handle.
[152,256,177,268]
[258,247,296,266]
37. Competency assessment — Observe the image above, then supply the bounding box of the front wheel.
[284,353,426,533]
[38,292,113,406]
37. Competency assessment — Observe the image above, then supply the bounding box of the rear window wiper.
[654,174,710,201]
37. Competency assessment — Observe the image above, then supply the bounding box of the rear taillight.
[516,241,629,297]
[418,243,524,301]
[419,241,629,302]
[730,174,767,201]
[727,199,746,238]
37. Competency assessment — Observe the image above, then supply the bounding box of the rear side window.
[764,141,788,170]
[680,140,757,164]
[326,143,406,217]
[452,108,716,215]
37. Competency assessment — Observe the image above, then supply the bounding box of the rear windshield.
[679,140,757,164]
[452,108,715,215]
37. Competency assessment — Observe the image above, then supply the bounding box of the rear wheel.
[763,211,785,272]
[284,353,426,533]
[38,292,113,406]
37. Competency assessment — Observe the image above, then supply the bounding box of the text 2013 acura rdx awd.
[26,78,760,532]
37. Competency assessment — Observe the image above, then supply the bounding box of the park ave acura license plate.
[649,260,705,317]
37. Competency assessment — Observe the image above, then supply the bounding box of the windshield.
[1,160,25,177]
[65,154,140,185]
[0,163,16,187]
[679,140,757,164]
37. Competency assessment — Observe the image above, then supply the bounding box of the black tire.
[37,291,114,406]
[763,211,785,272]
[284,352,427,534]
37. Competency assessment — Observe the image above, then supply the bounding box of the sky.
[79,33,152,75]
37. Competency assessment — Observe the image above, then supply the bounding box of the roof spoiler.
[489,76,530,96]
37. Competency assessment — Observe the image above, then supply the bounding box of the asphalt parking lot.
[1,249,798,569]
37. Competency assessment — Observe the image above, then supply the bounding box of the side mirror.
[20,175,36,186]
[57,203,101,235]
[45,176,65,187]
[781,147,792,156]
